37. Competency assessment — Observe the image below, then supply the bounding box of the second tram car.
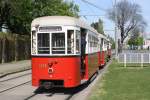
[31,16,111,88]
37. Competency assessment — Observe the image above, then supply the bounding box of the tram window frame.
[88,32,99,53]
[67,30,74,54]
[51,32,65,54]
[37,33,50,54]
[76,30,80,54]
[88,34,92,53]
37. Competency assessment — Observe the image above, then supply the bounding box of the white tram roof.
[32,16,97,32]
[31,16,108,39]
[32,16,95,31]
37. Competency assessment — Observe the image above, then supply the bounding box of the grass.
[88,60,150,100]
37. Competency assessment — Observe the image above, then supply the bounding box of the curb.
[85,58,113,100]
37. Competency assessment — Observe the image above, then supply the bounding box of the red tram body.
[31,16,111,88]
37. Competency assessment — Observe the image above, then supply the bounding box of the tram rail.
[0,80,31,93]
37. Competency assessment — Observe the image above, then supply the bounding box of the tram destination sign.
[39,26,62,32]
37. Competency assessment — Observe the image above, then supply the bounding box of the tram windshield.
[38,33,50,54]
[52,33,65,54]
[36,29,80,55]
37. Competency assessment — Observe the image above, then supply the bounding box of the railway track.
[0,80,31,93]
[24,93,38,100]
[24,90,75,100]
[22,60,111,100]
[0,72,31,82]
[0,70,31,94]
[23,70,100,100]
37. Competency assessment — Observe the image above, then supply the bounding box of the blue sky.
[68,0,150,39]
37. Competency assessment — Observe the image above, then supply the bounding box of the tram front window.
[52,33,65,54]
[38,33,50,54]
[67,30,74,54]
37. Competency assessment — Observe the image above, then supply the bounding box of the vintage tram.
[31,16,111,88]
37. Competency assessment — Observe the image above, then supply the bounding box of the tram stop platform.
[0,60,31,77]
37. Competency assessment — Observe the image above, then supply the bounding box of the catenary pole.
[114,0,118,59]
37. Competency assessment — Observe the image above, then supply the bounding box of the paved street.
[0,60,112,100]
[0,60,31,77]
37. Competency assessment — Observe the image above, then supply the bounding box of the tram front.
[31,19,83,88]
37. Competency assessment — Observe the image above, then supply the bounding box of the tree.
[1,0,79,34]
[6,0,33,34]
[0,0,11,31]
[128,27,144,49]
[91,18,104,34]
[32,0,79,18]
[107,35,115,49]
[107,0,146,51]
[128,36,143,48]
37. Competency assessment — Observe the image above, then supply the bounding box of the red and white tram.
[31,16,111,88]
[98,34,107,66]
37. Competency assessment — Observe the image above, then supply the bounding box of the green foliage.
[6,0,33,34]
[0,0,79,34]
[0,0,11,31]
[128,27,144,46]
[32,0,79,17]
[91,19,104,34]
[128,36,143,46]
[111,42,115,49]
[107,35,115,49]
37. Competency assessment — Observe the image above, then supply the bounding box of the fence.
[118,53,150,68]
[0,33,30,63]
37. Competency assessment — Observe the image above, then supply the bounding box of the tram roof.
[32,16,96,32]
[31,16,108,39]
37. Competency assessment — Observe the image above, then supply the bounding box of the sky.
[67,0,150,39]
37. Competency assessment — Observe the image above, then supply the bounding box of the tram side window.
[100,39,103,51]
[67,30,74,54]
[38,33,50,54]
[76,30,80,54]
[52,33,65,54]
[88,35,92,53]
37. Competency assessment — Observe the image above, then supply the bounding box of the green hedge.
[0,33,30,63]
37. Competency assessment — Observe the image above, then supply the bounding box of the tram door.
[81,29,87,75]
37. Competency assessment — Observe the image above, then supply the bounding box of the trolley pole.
[114,0,118,59]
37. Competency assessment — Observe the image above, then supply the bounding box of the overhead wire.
[81,0,107,12]
[75,0,115,33]
[76,0,93,20]
[80,0,108,23]
[76,0,96,22]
